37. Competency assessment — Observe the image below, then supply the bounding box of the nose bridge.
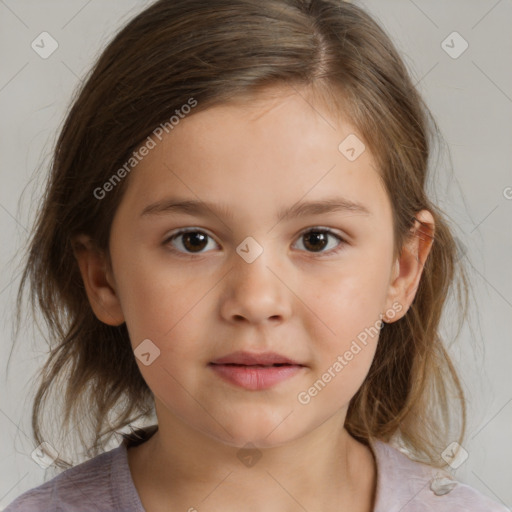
[233,241,274,288]
[220,236,292,323]
[232,236,279,295]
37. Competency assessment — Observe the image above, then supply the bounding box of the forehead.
[118,88,391,224]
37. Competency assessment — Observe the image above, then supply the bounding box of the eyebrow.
[140,196,372,221]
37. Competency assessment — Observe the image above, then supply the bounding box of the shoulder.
[370,439,509,512]
[3,446,124,512]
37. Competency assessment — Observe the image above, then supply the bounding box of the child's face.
[96,87,418,447]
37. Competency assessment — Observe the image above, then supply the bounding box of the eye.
[164,228,218,256]
[293,227,347,256]
[163,227,347,258]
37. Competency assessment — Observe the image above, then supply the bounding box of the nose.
[219,249,292,325]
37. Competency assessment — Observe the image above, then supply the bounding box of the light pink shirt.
[4,428,509,511]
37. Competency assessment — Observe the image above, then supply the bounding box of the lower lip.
[209,364,304,390]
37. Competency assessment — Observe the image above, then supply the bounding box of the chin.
[199,415,305,450]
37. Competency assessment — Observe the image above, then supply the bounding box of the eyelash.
[162,227,348,259]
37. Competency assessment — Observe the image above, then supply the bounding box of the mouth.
[213,363,297,367]
[208,352,305,390]
[209,351,305,367]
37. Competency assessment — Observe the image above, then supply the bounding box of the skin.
[73,85,434,512]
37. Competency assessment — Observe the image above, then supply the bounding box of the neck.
[127,410,377,512]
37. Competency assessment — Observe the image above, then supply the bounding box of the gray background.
[1,0,511,509]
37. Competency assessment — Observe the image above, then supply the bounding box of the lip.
[209,364,304,390]
[210,351,304,366]
[209,351,306,391]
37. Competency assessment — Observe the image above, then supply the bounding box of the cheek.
[293,256,390,408]
[119,268,211,409]
[112,249,207,351]
[297,343,378,412]
[297,271,383,408]
[302,254,391,349]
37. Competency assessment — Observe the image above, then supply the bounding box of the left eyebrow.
[140,196,372,221]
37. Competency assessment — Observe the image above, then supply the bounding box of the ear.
[383,209,435,322]
[71,234,125,326]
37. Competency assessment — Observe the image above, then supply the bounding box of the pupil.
[184,232,207,252]
[304,231,327,252]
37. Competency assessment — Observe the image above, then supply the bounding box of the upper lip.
[210,351,304,366]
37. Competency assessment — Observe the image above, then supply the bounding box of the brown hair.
[14,0,470,469]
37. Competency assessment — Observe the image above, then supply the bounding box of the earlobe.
[71,234,125,326]
[384,210,435,322]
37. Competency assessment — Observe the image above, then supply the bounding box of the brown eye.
[181,232,208,252]
[165,229,217,255]
[303,231,329,252]
[164,227,346,258]
[294,228,346,255]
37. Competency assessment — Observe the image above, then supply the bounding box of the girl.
[5,0,507,511]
